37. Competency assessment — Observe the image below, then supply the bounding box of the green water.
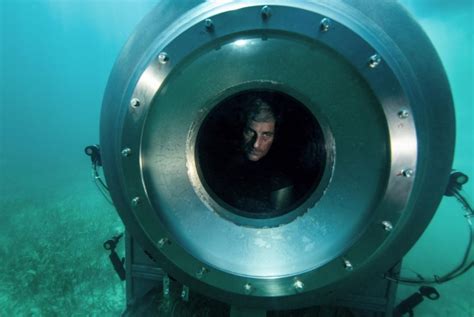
[0,1,472,316]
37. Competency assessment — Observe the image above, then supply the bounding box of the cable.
[85,144,113,204]
[386,187,474,285]
[91,163,113,205]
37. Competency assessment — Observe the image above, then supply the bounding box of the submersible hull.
[100,0,455,312]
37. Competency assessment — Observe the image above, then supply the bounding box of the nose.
[253,135,263,149]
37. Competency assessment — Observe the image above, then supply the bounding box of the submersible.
[98,0,456,315]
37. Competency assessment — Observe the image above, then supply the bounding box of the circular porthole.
[197,90,328,223]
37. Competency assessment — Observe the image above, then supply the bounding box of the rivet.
[320,18,332,32]
[398,109,409,119]
[402,169,414,178]
[158,237,169,248]
[158,52,169,64]
[343,259,353,271]
[131,196,141,206]
[204,18,214,30]
[163,275,170,298]
[381,221,393,232]
[261,5,272,19]
[121,148,131,157]
[368,54,382,68]
[293,279,304,292]
[130,98,140,108]
[244,283,253,294]
[181,285,190,301]
[196,267,208,279]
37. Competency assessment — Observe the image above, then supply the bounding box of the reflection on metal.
[243,283,253,295]
[343,258,354,272]
[320,17,332,32]
[204,18,214,31]
[130,196,141,207]
[121,148,131,157]
[398,109,410,119]
[402,169,415,178]
[130,98,140,108]
[368,54,382,68]
[293,279,305,292]
[163,274,170,299]
[157,237,169,249]
[100,0,455,311]
[158,52,169,64]
[195,267,208,279]
[260,5,272,19]
[381,221,394,232]
[181,285,190,302]
[233,39,250,47]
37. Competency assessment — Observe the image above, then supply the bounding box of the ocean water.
[0,1,472,316]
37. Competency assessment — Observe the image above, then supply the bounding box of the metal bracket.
[103,233,125,281]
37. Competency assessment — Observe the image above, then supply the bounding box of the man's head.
[243,99,276,162]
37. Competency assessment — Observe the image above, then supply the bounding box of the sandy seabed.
[0,168,125,316]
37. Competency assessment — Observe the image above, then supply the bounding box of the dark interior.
[197,90,326,218]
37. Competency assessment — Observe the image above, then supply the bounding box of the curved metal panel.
[100,0,455,309]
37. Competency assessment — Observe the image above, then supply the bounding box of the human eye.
[244,129,255,137]
[262,132,274,138]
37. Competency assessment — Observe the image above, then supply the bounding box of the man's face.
[243,120,275,161]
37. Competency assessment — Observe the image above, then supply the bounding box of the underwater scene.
[0,0,472,316]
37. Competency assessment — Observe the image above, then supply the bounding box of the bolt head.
[343,259,354,271]
[402,169,414,178]
[320,18,331,32]
[398,109,409,119]
[244,283,253,294]
[131,197,141,206]
[261,5,272,19]
[368,54,382,68]
[293,279,304,292]
[158,52,169,64]
[196,267,207,279]
[158,238,168,248]
[180,285,190,301]
[130,98,140,108]
[381,221,393,232]
[204,18,214,30]
[121,148,131,157]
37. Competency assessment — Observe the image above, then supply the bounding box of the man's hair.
[245,98,276,123]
